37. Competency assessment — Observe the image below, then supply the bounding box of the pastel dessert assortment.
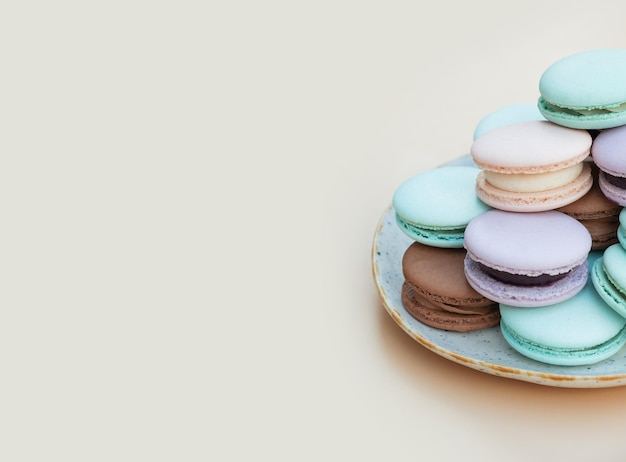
[389,48,626,366]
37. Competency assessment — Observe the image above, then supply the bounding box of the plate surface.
[372,158,626,388]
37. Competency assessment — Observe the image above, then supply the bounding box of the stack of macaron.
[391,48,626,366]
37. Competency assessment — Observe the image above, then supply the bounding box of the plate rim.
[372,203,626,388]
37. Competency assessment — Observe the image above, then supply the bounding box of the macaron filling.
[603,172,626,189]
[395,216,464,244]
[464,255,589,307]
[483,163,583,193]
[476,262,570,286]
[540,99,626,116]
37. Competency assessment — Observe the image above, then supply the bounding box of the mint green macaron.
[592,243,626,318]
[392,166,491,248]
[618,208,626,249]
[473,102,545,140]
[538,48,626,129]
[501,252,626,366]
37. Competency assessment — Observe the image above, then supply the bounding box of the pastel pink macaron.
[464,209,592,307]
[470,120,593,212]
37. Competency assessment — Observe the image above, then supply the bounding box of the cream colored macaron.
[470,120,593,212]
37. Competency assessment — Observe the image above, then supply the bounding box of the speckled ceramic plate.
[372,156,626,388]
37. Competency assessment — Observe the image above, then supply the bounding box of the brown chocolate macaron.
[557,162,621,250]
[401,242,499,332]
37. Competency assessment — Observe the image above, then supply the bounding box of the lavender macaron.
[463,210,592,307]
[591,124,626,206]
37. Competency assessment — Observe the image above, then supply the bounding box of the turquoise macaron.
[538,48,626,129]
[591,243,626,318]
[618,209,626,249]
[500,252,626,366]
[473,102,545,140]
[392,166,491,248]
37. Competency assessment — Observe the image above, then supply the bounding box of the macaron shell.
[618,225,626,250]
[591,244,626,319]
[392,166,491,247]
[463,210,592,275]
[591,256,626,318]
[500,277,626,349]
[557,165,621,249]
[598,171,626,207]
[401,283,500,332]
[557,163,621,219]
[618,208,626,248]
[471,120,592,173]
[500,258,626,366]
[591,124,626,176]
[402,242,495,312]
[539,49,626,108]
[473,102,545,140]
[500,318,626,366]
[538,48,626,130]
[464,255,588,307]
[583,219,620,250]
[475,162,592,212]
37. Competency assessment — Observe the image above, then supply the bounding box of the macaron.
[591,124,626,206]
[591,243,626,318]
[537,48,626,130]
[470,120,593,212]
[500,254,626,366]
[401,242,499,332]
[618,208,626,249]
[392,166,491,248]
[463,209,592,307]
[556,162,621,250]
[473,102,545,140]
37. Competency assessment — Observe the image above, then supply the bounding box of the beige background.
[3,1,626,460]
